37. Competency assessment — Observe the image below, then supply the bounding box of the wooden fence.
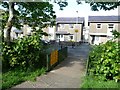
[46,47,68,71]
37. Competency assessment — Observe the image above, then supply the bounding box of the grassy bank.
[2,68,46,90]
[81,75,120,88]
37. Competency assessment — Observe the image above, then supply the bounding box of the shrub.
[88,40,120,82]
[2,33,47,71]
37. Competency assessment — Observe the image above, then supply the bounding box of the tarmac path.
[12,43,90,89]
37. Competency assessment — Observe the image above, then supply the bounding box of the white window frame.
[96,23,102,29]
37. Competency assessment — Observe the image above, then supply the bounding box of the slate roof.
[56,17,85,24]
[88,16,120,22]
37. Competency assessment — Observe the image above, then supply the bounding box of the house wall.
[89,23,119,34]
[89,22,120,45]
[83,27,89,42]
[22,25,32,36]
[57,24,83,42]
[115,23,120,31]
[4,27,23,41]
[89,35,108,45]
[42,26,56,41]
[100,36,108,44]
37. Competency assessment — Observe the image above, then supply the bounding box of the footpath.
[12,43,90,89]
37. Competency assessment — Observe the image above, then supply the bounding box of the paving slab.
[11,43,90,89]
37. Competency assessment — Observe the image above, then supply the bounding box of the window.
[61,35,63,38]
[96,24,102,29]
[70,36,73,39]
[57,35,60,38]
[108,24,114,29]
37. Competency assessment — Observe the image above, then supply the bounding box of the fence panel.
[58,47,67,63]
[46,47,68,71]
[50,50,58,66]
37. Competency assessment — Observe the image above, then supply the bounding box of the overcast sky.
[51,1,119,26]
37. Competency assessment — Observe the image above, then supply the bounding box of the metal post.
[76,11,79,45]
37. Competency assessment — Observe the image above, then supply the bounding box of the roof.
[88,16,120,23]
[56,17,85,24]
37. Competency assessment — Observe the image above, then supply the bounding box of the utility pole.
[75,11,79,45]
[76,11,78,24]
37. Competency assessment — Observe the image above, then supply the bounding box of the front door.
[94,36,100,45]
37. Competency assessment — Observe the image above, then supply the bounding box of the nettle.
[88,41,120,82]
[2,33,47,71]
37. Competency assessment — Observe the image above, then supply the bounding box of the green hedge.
[2,34,47,72]
[88,40,120,82]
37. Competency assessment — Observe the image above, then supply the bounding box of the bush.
[2,33,47,71]
[88,40,120,82]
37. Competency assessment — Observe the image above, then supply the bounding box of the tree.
[1,1,56,45]
[53,0,68,10]
[55,0,120,11]
[87,1,120,11]
[0,9,8,42]
[76,0,120,11]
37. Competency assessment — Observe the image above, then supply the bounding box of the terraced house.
[56,17,85,42]
[88,16,120,45]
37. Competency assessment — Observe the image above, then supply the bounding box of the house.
[42,26,56,42]
[83,26,89,43]
[4,24,33,41]
[56,17,85,42]
[4,27,23,41]
[88,16,120,45]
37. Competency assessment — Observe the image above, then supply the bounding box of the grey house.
[88,16,120,45]
[56,17,85,42]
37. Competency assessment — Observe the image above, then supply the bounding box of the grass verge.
[2,67,46,90]
[81,75,120,88]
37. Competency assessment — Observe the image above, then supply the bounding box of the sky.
[50,1,119,26]
[0,1,119,26]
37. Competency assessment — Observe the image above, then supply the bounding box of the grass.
[81,75,120,88]
[2,67,46,90]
